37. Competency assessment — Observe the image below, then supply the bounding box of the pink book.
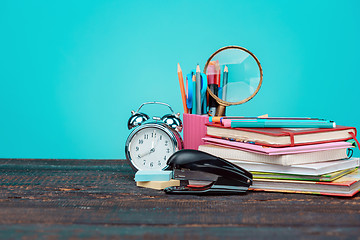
[202,137,353,155]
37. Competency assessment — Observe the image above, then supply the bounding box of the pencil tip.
[177,63,181,71]
[196,64,200,72]
[224,65,228,72]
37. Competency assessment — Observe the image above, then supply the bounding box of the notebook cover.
[252,168,357,182]
[202,137,353,155]
[250,188,359,197]
[199,144,349,166]
[206,123,356,147]
[206,123,356,137]
[228,158,360,176]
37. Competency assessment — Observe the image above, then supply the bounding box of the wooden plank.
[0,159,360,239]
[1,225,360,239]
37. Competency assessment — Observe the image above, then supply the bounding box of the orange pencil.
[177,63,188,113]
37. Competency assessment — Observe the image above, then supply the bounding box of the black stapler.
[164,149,253,195]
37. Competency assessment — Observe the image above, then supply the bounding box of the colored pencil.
[222,65,228,100]
[177,63,188,113]
[196,64,201,114]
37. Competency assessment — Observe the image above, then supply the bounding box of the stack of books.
[198,118,360,197]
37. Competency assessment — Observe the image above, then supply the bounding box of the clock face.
[127,126,176,170]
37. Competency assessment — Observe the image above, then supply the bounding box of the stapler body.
[164,149,253,195]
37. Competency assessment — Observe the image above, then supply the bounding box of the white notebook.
[198,144,350,166]
[228,158,359,176]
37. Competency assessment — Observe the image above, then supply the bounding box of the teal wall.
[1,0,359,159]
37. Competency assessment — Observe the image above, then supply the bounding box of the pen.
[177,63,188,113]
[215,60,221,88]
[207,61,219,116]
[192,74,197,114]
[196,64,201,115]
[211,116,324,124]
[224,119,336,128]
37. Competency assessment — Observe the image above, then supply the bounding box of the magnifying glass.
[204,46,263,116]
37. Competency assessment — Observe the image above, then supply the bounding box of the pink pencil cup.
[183,113,209,150]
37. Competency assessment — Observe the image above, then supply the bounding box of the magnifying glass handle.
[215,104,226,117]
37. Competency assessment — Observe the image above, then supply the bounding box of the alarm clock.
[125,102,183,171]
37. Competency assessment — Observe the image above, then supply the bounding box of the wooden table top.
[0,158,359,239]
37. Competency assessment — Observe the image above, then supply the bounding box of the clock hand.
[153,135,161,148]
[137,132,159,158]
[137,145,156,158]
[151,137,155,149]
[145,135,157,155]
[147,130,158,154]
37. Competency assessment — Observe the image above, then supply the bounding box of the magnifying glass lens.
[205,46,263,116]
[207,48,261,103]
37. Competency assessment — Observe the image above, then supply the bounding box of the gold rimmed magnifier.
[204,46,263,116]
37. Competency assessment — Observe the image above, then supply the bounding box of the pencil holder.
[183,113,209,150]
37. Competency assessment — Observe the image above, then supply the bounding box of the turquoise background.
[1,0,359,159]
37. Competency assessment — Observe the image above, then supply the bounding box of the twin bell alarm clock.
[125,102,183,171]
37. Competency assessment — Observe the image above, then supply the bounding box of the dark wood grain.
[0,159,359,239]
